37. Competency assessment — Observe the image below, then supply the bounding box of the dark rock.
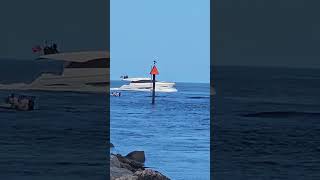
[115,154,144,172]
[125,151,145,164]
[110,152,170,180]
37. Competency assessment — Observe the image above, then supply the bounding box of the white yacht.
[111,77,177,93]
[0,51,109,93]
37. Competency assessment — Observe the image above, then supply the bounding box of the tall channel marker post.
[150,61,159,104]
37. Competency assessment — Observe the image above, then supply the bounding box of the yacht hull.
[111,81,177,93]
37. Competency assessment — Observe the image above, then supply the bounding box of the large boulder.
[125,151,145,164]
[110,150,170,180]
[115,154,144,172]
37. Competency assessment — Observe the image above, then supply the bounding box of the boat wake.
[110,87,177,93]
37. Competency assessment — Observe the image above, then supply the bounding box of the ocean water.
[0,59,108,180]
[110,81,210,180]
[213,66,320,180]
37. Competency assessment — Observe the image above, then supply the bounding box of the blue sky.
[111,0,210,83]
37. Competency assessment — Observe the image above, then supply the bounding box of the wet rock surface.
[110,150,170,180]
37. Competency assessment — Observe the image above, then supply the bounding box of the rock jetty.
[110,150,170,180]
